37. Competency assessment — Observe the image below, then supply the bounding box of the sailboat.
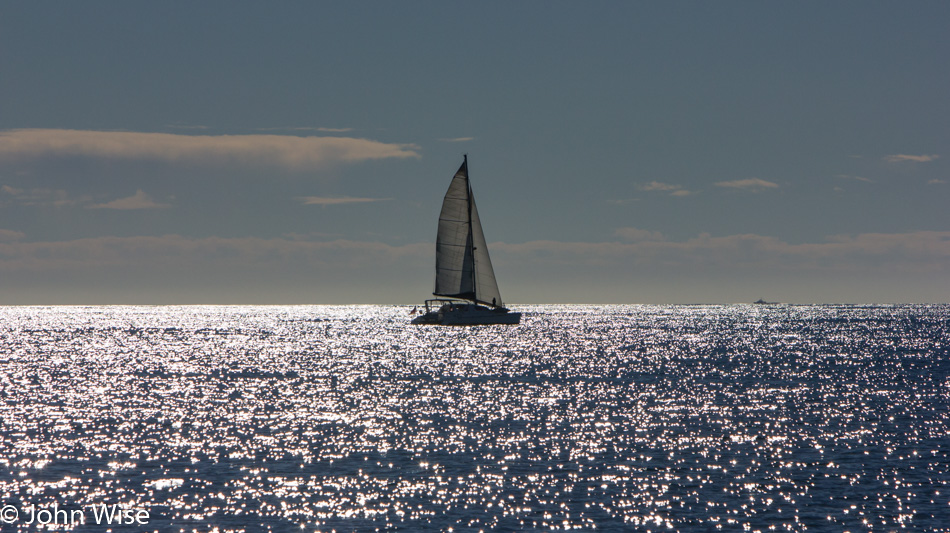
[411,155,521,325]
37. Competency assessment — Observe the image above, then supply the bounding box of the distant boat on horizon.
[412,155,521,325]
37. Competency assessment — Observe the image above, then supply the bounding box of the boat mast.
[464,154,477,304]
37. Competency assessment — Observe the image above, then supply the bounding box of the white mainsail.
[433,156,504,307]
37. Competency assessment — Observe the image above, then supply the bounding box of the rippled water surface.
[1,304,948,532]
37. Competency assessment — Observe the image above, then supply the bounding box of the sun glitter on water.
[0,304,947,531]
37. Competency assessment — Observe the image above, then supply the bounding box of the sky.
[0,2,948,304]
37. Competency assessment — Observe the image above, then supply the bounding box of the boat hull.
[411,302,521,326]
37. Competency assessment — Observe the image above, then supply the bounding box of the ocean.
[0,304,947,532]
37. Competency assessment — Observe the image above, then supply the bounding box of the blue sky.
[1,2,947,304]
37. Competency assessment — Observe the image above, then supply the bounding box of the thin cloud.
[493,231,950,274]
[5,185,169,210]
[639,181,692,196]
[928,179,946,185]
[640,181,679,192]
[715,178,778,190]
[1,185,91,207]
[0,235,429,272]
[438,137,475,143]
[298,196,392,206]
[3,231,947,272]
[88,190,171,210]
[885,154,939,163]
[0,229,26,242]
[0,129,419,170]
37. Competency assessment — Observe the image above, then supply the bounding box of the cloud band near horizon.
[0,230,946,303]
[0,230,945,274]
[0,129,420,169]
[885,154,940,163]
[298,196,392,206]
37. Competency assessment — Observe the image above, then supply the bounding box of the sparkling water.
[1,304,947,531]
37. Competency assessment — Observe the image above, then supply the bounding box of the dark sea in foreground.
[1,304,948,532]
